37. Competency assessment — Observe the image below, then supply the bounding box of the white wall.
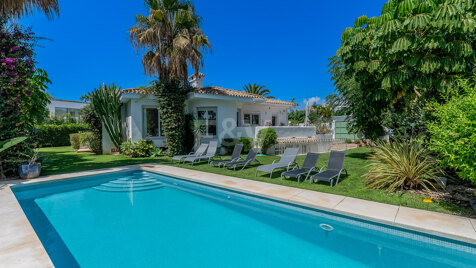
[46,99,87,114]
[187,98,239,147]
[240,103,289,126]
[255,126,316,139]
[114,96,294,152]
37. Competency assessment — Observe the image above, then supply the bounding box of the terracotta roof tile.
[195,86,263,98]
[120,86,297,106]
[188,72,205,79]
[195,86,297,106]
[121,88,146,94]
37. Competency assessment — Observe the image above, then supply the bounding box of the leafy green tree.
[427,77,476,183]
[242,83,275,99]
[329,0,476,139]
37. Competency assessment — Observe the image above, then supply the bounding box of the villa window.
[143,107,163,137]
[244,113,260,126]
[197,107,217,137]
[54,107,81,120]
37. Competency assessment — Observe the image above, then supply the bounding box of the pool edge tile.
[3,162,476,268]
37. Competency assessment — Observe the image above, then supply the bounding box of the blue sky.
[22,0,387,108]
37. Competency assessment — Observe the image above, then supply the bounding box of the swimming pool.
[12,170,476,268]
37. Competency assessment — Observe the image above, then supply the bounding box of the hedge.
[222,137,254,154]
[36,124,90,147]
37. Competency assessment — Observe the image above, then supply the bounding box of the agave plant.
[365,139,442,192]
[84,84,124,150]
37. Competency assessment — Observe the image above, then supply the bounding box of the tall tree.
[129,0,211,82]
[329,0,476,139]
[0,0,59,19]
[242,83,275,98]
[129,0,211,155]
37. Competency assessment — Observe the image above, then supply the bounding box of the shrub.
[150,147,164,157]
[0,23,50,176]
[120,139,133,156]
[221,137,254,154]
[121,139,153,158]
[81,105,102,154]
[131,139,153,157]
[257,128,278,154]
[69,133,81,150]
[427,77,476,184]
[81,132,102,155]
[365,139,442,192]
[36,123,90,147]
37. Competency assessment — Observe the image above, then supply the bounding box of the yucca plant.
[84,84,124,150]
[365,139,442,192]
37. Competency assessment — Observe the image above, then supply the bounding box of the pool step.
[92,178,163,192]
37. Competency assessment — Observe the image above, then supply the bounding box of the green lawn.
[39,146,474,217]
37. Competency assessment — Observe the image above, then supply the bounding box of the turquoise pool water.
[12,170,476,268]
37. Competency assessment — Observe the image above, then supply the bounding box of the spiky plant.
[0,0,59,19]
[129,0,211,82]
[84,84,124,150]
[242,83,275,99]
[192,118,205,149]
[365,139,442,192]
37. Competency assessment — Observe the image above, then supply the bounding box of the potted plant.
[18,149,41,179]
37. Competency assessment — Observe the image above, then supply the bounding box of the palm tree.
[0,0,59,19]
[129,0,211,82]
[242,83,275,99]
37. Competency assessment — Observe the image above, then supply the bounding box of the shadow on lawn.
[346,151,371,160]
[40,151,170,176]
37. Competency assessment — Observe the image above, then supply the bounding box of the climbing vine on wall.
[153,80,192,156]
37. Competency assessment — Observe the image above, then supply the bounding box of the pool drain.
[319,223,334,232]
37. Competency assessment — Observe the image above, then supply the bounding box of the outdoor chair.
[255,148,299,179]
[281,152,320,183]
[225,148,260,171]
[172,143,208,164]
[210,144,243,167]
[184,141,218,165]
[310,150,347,187]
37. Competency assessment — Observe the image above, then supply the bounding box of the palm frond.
[1,0,59,19]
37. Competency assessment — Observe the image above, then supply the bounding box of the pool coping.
[1,164,475,267]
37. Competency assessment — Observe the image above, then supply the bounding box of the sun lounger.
[210,144,243,167]
[225,148,260,171]
[281,152,320,183]
[184,141,218,165]
[255,148,299,179]
[310,150,347,187]
[172,143,208,163]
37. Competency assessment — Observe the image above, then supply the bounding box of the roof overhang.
[187,92,264,103]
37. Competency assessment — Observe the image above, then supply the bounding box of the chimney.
[189,73,205,89]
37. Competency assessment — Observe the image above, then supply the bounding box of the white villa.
[46,98,88,120]
[103,74,325,154]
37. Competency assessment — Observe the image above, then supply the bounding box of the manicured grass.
[39,146,473,217]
